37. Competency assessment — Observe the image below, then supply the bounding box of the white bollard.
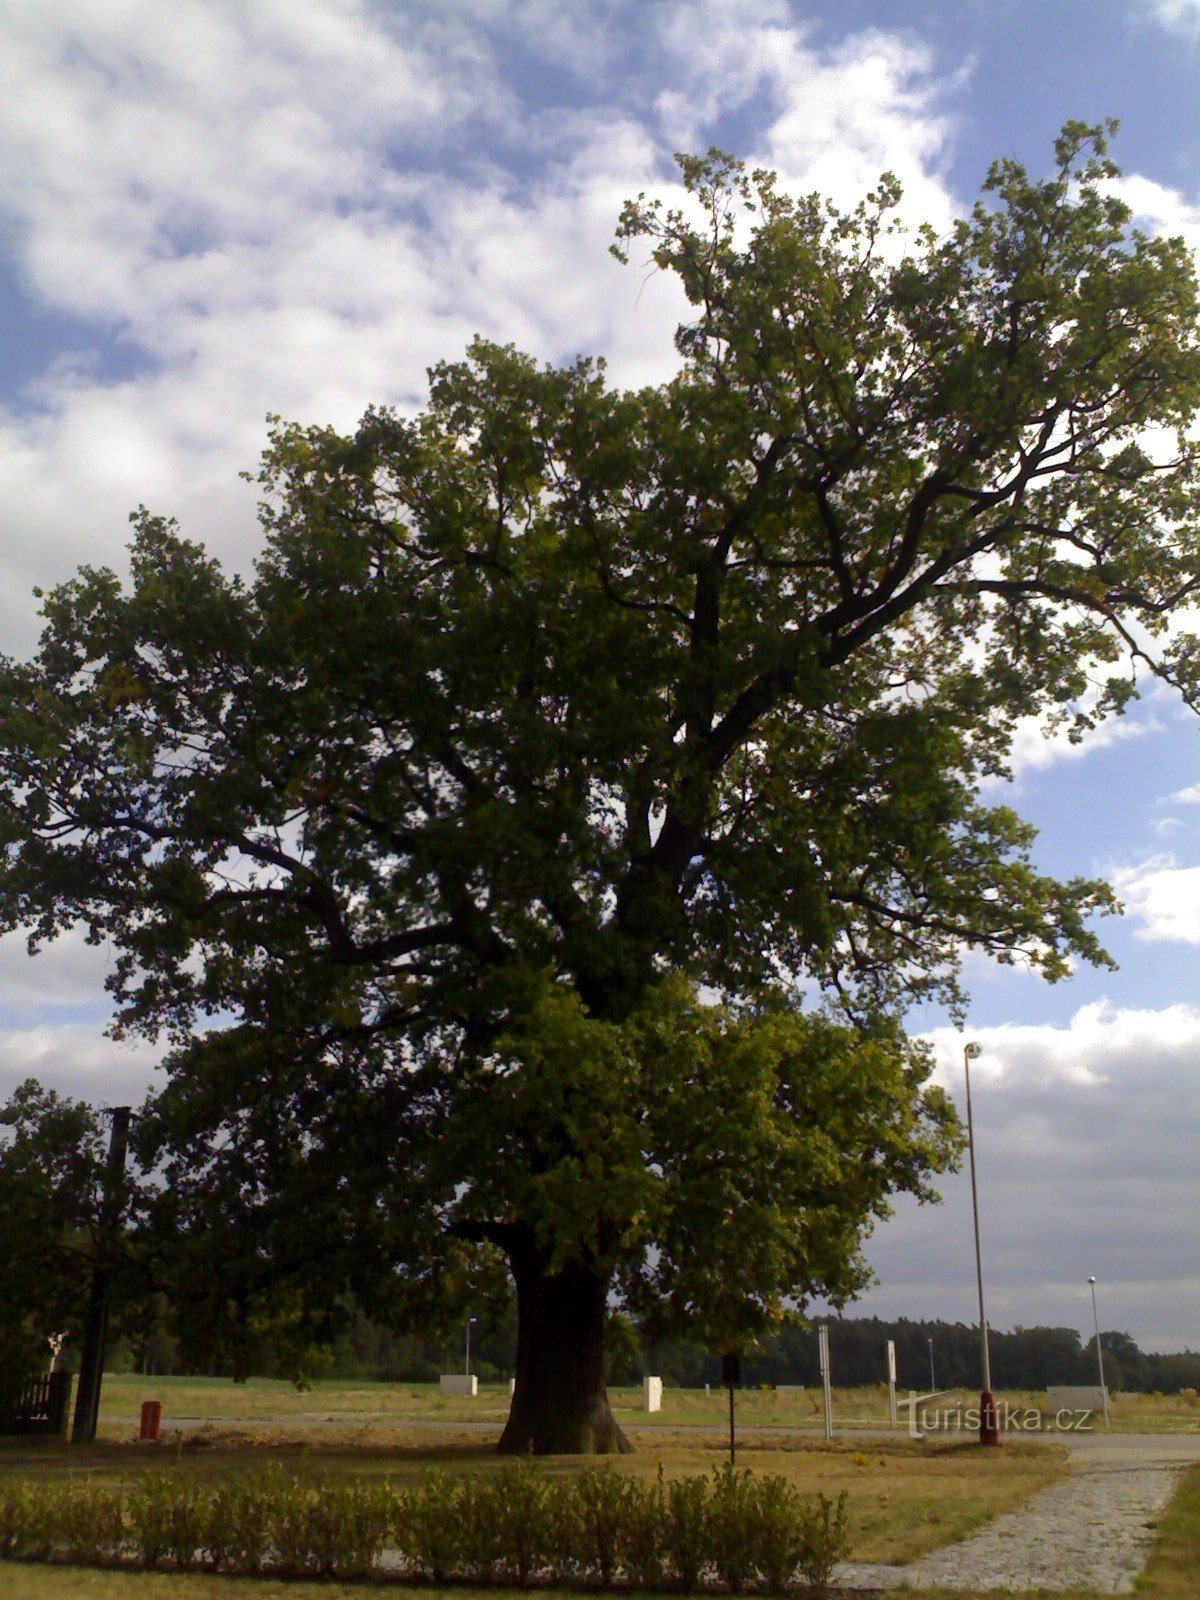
[643,1375,663,1412]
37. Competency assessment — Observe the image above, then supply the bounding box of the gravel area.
[834,1458,1182,1593]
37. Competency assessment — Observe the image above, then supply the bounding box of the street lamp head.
[1087,1276,1096,1285]
[964,1041,982,1060]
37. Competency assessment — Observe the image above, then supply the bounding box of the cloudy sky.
[2,0,1200,1360]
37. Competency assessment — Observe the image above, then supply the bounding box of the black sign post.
[721,1352,741,1465]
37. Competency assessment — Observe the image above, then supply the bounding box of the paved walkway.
[836,1435,1198,1594]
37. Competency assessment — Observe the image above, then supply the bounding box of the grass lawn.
[1,1464,1197,1600]
[4,1377,1192,1598]
[92,1376,1200,1435]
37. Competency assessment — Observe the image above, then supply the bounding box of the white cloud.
[1151,815,1185,837]
[1107,171,1200,250]
[0,925,118,1019]
[0,0,962,652]
[761,27,958,231]
[1002,706,1158,780]
[857,1001,1200,1347]
[0,1020,160,1109]
[1145,0,1200,39]
[1166,781,1200,804]
[1110,855,1200,943]
[922,997,1200,1091]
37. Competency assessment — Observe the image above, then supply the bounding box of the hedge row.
[0,1462,849,1594]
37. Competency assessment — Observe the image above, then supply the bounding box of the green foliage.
[480,1465,552,1585]
[0,1462,851,1591]
[622,1464,669,1590]
[574,1467,631,1585]
[666,1470,711,1590]
[400,1469,460,1583]
[127,1473,206,1569]
[708,1463,760,1591]
[202,1475,270,1572]
[796,1490,851,1599]
[0,1081,108,1374]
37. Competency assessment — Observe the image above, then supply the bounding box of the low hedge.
[0,1462,849,1594]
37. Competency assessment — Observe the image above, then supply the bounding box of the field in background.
[93,1376,1200,1435]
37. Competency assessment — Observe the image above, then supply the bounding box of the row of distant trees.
[93,1301,1200,1397]
[4,1078,1196,1399]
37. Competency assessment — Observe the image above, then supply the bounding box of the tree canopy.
[2,123,1199,1450]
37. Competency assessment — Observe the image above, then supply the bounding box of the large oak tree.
[3,126,1200,1452]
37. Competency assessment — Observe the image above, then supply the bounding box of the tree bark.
[497,1240,632,1455]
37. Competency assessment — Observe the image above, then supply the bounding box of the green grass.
[1135,1462,1200,1597]
[93,1376,1200,1435]
[4,1375,1192,1597]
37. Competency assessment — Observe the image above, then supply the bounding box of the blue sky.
[2,0,1200,1358]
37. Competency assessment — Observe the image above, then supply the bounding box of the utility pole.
[71,1106,132,1445]
[963,1043,1000,1446]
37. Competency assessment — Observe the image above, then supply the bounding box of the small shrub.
[545,1471,586,1585]
[490,1464,552,1585]
[127,1476,177,1568]
[753,1474,808,1595]
[263,1476,321,1574]
[574,1468,630,1587]
[795,1489,850,1600]
[623,1467,668,1592]
[666,1471,710,1591]
[0,1481,34,1560]
[403,1470,461,1583]
[455,1476,504,1584]
[707,1463,759,1592]
[57,1481,125,1566]
[308,1479,391,1577]
[203,1475,270,1573]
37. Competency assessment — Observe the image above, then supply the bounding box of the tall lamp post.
[1087,1277,1111,1429]
[465,1316,477,1377]
[964,1042,1000,1446]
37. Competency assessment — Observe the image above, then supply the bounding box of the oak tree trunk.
[497,1240,632,1455]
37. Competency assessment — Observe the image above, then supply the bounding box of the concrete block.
[1046,1385,1107,1414]
[643,1375,662,1412]
[439,1374,478,1397]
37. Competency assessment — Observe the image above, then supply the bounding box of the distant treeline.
[689,1316,1200,1396]
[111,1305,1200,1396]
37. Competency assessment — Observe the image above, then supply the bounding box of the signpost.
[818,1324,833,1440]
[722,1352,740,1464]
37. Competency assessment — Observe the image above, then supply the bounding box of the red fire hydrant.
[139,1400,162,1441]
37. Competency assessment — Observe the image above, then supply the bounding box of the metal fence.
[0,1371,73,1435]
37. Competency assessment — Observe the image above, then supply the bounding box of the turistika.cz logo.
[905,1394,1095,1439]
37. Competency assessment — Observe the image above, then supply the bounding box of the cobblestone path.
[834,1458,1182,1593]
